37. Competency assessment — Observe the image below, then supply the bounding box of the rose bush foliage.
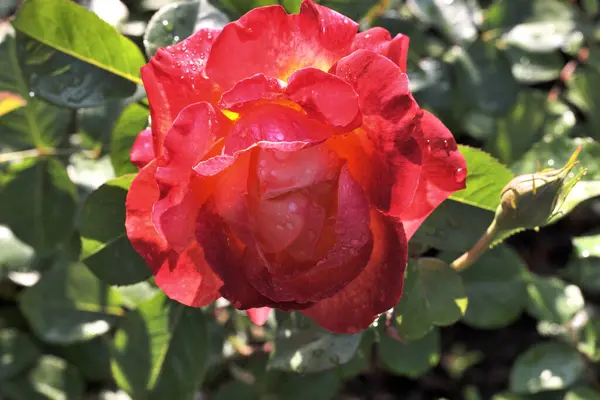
[125,0,466,333]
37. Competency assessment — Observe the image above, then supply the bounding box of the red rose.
[126,0,466,333]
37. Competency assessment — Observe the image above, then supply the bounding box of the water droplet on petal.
[285,222,294,229]
[259,159,267,167]
[274,133,284,141]
[276,224,284,231]
[454,168,466,183]
[288,202,298,212]
[350,239,361,246]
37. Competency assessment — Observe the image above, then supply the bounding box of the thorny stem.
[450,220,499,271]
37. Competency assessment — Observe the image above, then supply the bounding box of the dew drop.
[350,239,361,246]
[259,159,267,167]
[285,222,294,229]
[288,202,298,212]
[28,91,35,98]
[454,167,466,183]
[274,132,284,141]
[270,170,278,177]
[162,20,169,26]
[276,224,285,231]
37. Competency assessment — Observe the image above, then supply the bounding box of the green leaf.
[500,20,577,53]
[110,103,149,176]
[574,316,600,362]
[336,329,373,379]
[268,313,362,373]
[114,281,161,309]
[456,245,527,329]
[213,382,259,400]
[510,341,586,394]
[566,67,600,142]
[19,262,124,344]
[565,386,600,400]
[394,258,468,340]
[454,39,519,116]
[0,158,77,252]
[12,0,146,85]
[0,328,40,379]
[505,46,563,84]
[53,337,112,382]
[0,31,70,150]
[407,0,481,44]
[0,225,35,279]
[450,145,514,211]
[110,292,210,399]
[1,355,85,400]
[409,58,454,111]
[413,200,494,251]
[564,235,600,293]
[17,34,137,108]
[144,0,228,57]
[378,328,440,378]
[526,275,584,325]
[484,90,549,165]
[80,174,152,285]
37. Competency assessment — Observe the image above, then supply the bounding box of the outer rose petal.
[243,166,373,303]
[152,102,230,252]
[332,50,422,216]
[286,67,361,131]
[205,0,358,89]
[401,111,467,239]
[125,161,222,307]
[352,27,410,72]
[141,28,222,155]
[219,74,285,112]
[130,129,155,169]
[246,307,271,326]
[302,211,408,334]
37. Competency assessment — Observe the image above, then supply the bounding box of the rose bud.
[494,147,584,232]
[125,0,466,333]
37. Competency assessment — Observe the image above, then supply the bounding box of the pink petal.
[302,211,408,334]
[332,49,423,216]
[246,307,272,326]
[205,0,358,90]
[242,166,373,303]
[401,110,467,239]
[130,129,155,169]
[151,102,230,252]
[352,27,410,72]
[141,28,222,155]
[125,161,222,307]
[286,67,361,131]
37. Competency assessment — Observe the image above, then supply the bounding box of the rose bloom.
[126,0,467,333]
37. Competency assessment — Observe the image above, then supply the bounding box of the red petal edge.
[302,210,408,334]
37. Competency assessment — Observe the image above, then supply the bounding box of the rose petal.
[195,200,310,310]
[125,161,222,307]
[286,67,361,131]
[219,74,285,112]
[243,166,373,303]
[332,50,423,216]
[194,104,332,177]
[352,27,410,72]
[130,129,155,169]
[205,0,358,89]
[302,210,408,334]
[141,28,222,154]
[151,103,229,252]
[256,144,342,199]
[246,307,271,326]
[401,110,467,239]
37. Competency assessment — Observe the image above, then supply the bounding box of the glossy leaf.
[505,47,563,84]
[143,0,228,57]
[566,66,600,142]
[19,262,124,344]
[80,174,152,285]
[110,292,210,399]
[269,313,362,373]
[394,258,468,340]
[0,225,35,279]
[510,341,586,393]
[12,0,146,85]
[450,145,514,211]
[0,31,70,150]
[407,0,481,44]
[0,328,40,379]
[564,235,600,293]
[526,275,584,325]
[0,158,77,253]
[456,245,527,329]
[110,103,149,176]
[378,328,441,378]
[18,34,137,108]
